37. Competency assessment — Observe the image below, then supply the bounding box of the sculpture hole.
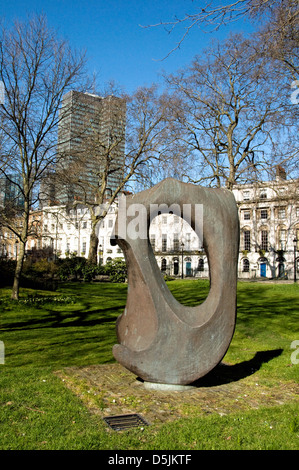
[149,212,210,306]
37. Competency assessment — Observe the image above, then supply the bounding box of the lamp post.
[293,238,298,283]
[181,242,184,279]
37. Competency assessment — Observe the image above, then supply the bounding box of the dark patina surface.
[111,178,239,385]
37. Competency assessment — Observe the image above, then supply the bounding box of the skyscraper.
[0,174,24,209]
[45,91,126,206]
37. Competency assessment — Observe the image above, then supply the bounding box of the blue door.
[260,263,266,277]
[186,262,192,276]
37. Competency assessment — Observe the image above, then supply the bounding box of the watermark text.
[290,80,299,104]
[0,81,4,105]
[115,197,203,243]
[290,340,299,365]
[0,341,4,364]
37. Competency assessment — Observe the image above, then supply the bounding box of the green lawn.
[0,280,298,450]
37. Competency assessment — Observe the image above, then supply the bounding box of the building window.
[162,216,167,225]
[260,209,268,220]
[261,230,268,251]
[244,230,251,251]
[278,229,286,250]
[173,233,179,251]
[278,208,286,219]
[162,234,167,252]
[150,234,156,250]
[108,219,113,228]
[198,258,204,271]
[185,233,191,250]
[260,190,267,199]
[161,258,167,272]
[243,190,250,201]
[243,211,250,220]
[242,258,250,272]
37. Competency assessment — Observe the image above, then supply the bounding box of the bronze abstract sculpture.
[111,178,239,385]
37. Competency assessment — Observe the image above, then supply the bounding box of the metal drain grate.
[103,413,149,431]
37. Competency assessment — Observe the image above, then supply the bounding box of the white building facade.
[2,176,298,281]
[38,203,206,278]
[233,175,299,280]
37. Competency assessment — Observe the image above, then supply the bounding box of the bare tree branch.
[0,14,89,299]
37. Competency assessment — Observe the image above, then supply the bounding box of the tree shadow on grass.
[193,348,283,388]
[3,303,125,331]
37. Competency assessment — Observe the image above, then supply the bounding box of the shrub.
[0,258,16,286]
[23,258,58,278]
[56,255,87,281]
[104,258,127,283]
[55,255,105,282]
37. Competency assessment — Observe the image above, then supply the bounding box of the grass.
[0,280,298,450]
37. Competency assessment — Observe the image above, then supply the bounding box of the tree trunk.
[88,229,99,265]
[11,240,26,301]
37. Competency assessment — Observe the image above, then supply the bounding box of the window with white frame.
[185,233,191,250]
[244,230,251,251]
[242,258,250,272]
[162,234,167,252]
[150,234,156,250]
[278,208,286,219]
[198,258,204,271]
[261,230,268,251]
[173,233,179,251]
[278,229,286,250]
[243,190,250,201]
[260,190,267,199]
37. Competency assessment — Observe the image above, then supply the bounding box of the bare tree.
[165,34,291,188]
[144,0,298,65]
[53,85,175,264]
[144,0,298,183]
[0,15,89,299]
[252,0,299,80]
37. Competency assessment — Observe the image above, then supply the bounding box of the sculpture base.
[143,381,195,392]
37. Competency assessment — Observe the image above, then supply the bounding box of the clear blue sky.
[1,0,254,93]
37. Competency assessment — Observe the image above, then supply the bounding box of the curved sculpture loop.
[111,178,239,385]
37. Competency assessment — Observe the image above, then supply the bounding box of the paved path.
[56,362,298,427]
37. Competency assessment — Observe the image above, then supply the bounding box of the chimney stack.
[276,165,286,181]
